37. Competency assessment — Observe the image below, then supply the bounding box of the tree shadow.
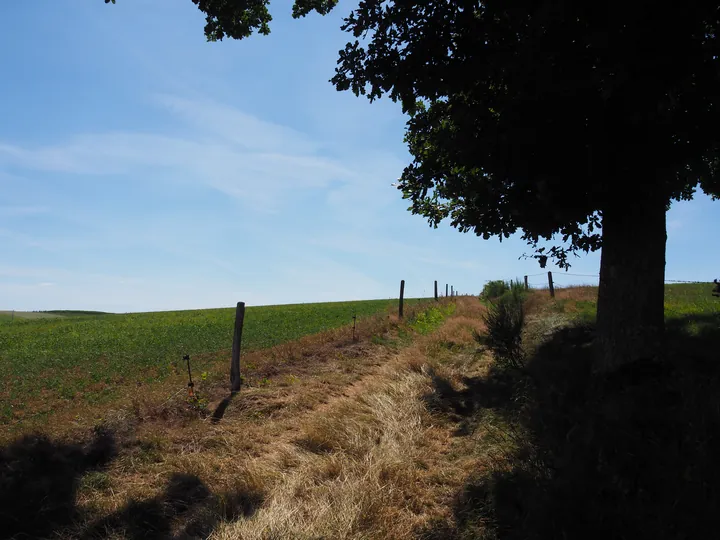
[0,426,117,539]
[80,470,264,539]
[423,313,720,539]
[0,423,264,539]
[422,365,519,436]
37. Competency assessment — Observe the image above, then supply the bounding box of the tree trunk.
[594,193,667,373]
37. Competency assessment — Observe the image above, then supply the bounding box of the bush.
[481,280,509,300]
[481,279,525,301]
[477,287,526,370]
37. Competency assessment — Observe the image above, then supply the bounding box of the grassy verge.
[529,282,719,324]
[428,284,720,539]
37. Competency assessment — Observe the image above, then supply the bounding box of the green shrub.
[481,279,525,301]
[477,287,526,370]
[481,280,510,300]
[410,304,456,335]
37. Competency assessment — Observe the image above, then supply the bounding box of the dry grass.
[552,285,598,302]
[4,297,503,539]
[210,299,490,540]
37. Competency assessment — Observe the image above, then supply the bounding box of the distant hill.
[42,310,112,317]
[0,310,111,321]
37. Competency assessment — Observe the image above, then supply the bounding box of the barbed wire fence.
[517,271,714,296]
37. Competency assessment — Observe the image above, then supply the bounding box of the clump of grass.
[79,471,113,493]
[476,287,526,370]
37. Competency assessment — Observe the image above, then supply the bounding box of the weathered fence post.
[399,280,405,319]
[230,301,245,393]
[524,275,529,290]
[434,280,438,301]
[451,285,454,297]
[548,271,555,298]
[445,284,448,297]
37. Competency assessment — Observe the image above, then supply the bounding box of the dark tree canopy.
[330,1,720,267]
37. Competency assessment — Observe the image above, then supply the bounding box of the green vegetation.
[478,287,526,370]
[409,303,456,335]
[0,298,427,424]
[480,279,524,301]
[664,282,720,318]
[43,310,111,317]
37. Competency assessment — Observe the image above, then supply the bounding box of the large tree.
[112,0,720,371]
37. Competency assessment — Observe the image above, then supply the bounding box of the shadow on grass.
[0,426,117,539]
[211,393,236,424]
[0,425,264,539]
[80,472,264,540]
[423,313,720,539]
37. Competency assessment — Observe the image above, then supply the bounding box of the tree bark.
[594,192,667,373]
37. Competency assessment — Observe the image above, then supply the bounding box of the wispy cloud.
[0,97,372,213]
[155,94,323,155]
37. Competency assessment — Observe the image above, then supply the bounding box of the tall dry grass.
[209,298,487,540]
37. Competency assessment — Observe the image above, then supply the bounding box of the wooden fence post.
[548,271,555,298]
[451,285,454,297]
[524,275,529,290]
[399,280,405,319]
[434,280,438,301]
[230,301,245,393]
[445,283,448,297]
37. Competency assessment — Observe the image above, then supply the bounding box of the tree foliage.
[330,1,720,267]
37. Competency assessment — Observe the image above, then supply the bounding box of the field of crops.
[0,298,427,425]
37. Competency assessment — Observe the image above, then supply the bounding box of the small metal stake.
[184,354,195,398]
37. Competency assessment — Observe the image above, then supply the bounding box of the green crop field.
[0,298,428,425]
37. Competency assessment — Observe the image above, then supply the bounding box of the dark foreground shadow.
[0,426,117,539]
[80,472,263,540]
[423,313,720,539]
[0,425,263,539]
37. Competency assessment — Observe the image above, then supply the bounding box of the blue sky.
[1,1,718,312]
